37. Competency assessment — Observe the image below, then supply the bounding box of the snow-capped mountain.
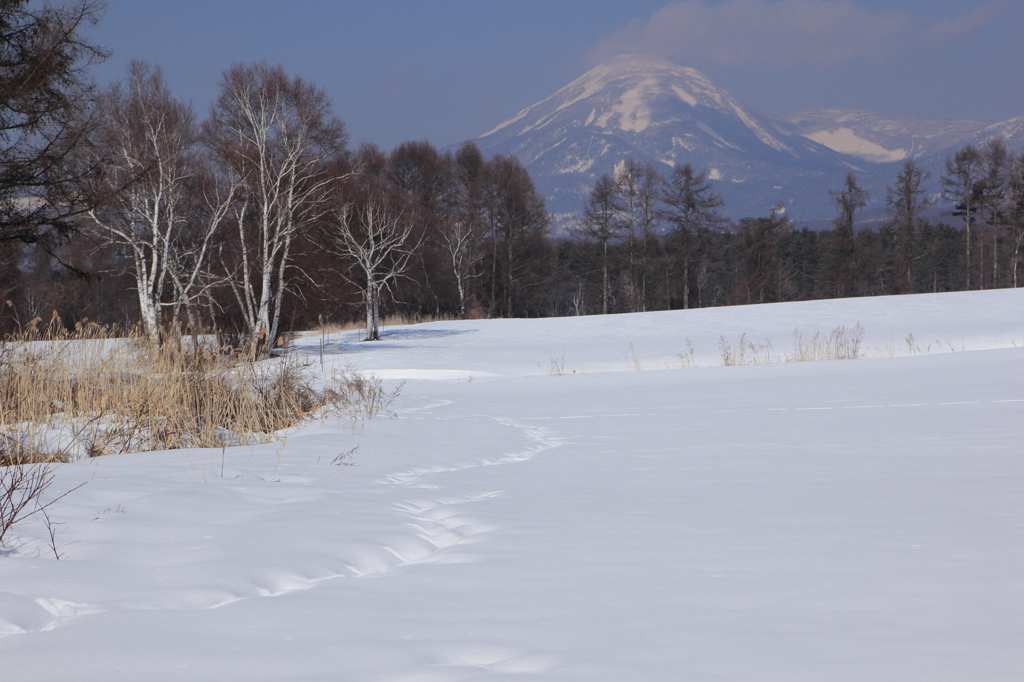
[473,55,1023,225]
[477,54,862,222]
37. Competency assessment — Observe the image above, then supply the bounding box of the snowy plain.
[2,289,1023,681]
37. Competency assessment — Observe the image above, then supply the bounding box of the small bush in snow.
[0,462,82,551]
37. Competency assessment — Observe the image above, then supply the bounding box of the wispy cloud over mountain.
[588,0,1006,69]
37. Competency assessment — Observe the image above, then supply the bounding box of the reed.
[1,315,399,464]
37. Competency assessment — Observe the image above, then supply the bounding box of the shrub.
[0,462,82,550]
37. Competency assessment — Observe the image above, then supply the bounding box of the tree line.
[557,140,1023,316]
[2,2,1022,349]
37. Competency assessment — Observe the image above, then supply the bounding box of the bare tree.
[829,172,868,298]
[438,142,487,319]
[737,203,791,304]
[0,1,108,247]
[979,137,1010,289]
[570,174,623,315]
[325,197,414,341]
[885,160,931,294]
[485,155,549,318]
[661,163,725,309]
[942,145,983,290]
[613,159,661,311]
[1006,153,1024,288]
[83,62,225,342]
[205,62,347,353]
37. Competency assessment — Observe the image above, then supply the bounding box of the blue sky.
[87,0,1023,150]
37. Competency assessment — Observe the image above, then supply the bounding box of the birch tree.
[205,62,347,353]
[84,62,222,342]
[439,142,487,319]
[325,196,414,341]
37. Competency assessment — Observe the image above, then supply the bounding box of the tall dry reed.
[1,316,397,464]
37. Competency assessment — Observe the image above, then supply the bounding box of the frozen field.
[2,289,1023,681]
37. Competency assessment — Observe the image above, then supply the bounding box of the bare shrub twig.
[0,463,84,549]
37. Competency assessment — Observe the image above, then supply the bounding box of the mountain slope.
[472,56,1023,226]
[766,109,988,164]
[476,55,863,222]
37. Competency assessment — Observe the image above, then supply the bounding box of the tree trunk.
[683,258,690,310]
[601,238,608,315]
[993,229,999,288]
[364,272,379,341]
[965,215,972,290]
[979,219,985,290]
[137,284,160,343]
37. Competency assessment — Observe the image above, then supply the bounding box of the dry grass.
[324,367,404,434]
[719,324,865,366]
[626,343,643,371]
[788,324,864,362]
[0,316,401,464]
[545,354,567,376]
[677,339,696,369]
[719,333,777,366]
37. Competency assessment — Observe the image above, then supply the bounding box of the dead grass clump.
[719,334,778,366]
[787,324,864,362]
[677,339,696,369]
[719,324,864,366]
[324,367,404,434]
[1,317,398,463]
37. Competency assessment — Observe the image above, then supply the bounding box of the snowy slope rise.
[1,288,1022,681]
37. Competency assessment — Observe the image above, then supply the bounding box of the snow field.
[1,288,1022,680]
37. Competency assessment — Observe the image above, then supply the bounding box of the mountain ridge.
[469,55,1023,226]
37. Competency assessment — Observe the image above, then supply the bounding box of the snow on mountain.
[475,54,863,223]
[471,56,1023,226]
[952,115,1024,153]
[767,109,988,164]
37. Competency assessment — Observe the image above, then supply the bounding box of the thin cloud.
[916,0,1005,44]
[587,0,1005,68]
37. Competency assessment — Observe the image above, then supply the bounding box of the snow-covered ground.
[2,289,1023,681]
